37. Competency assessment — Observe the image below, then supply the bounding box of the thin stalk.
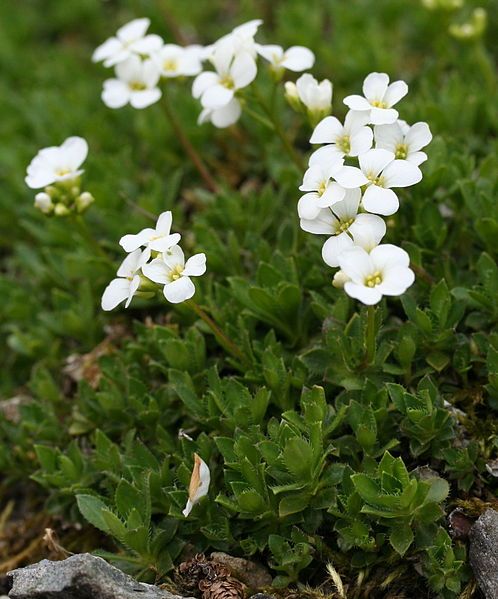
[365,305,377,366]
[251,86,304,170]
[161,93,220,194]
[73,216,113,267]
[187,300,249,366]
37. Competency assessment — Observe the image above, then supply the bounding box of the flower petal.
[156,211,173,235]
[405,122,432,151]
[300,209,336,235]
[358,148,394,178]
[317,182,346,208]
[119,228,156,252]
[331,188,361,220]
[230,52,257,88]
[344,282,383,305]
[183,253,207,277]
[130,88,162,109]
[349,127,373,156]
[163,276,196,303]
[297,193,322,220]
[338,247,373,284]
[362,185,399,216]
[310,116,343,144]
[380,265,415,295]
[117,248,146,277]
[370,244,410,270]
[373,123,403,152]
[102,79,130,109]
[124,275,141,308]
[201,84,234,109]
[308,145,344,166]
[192,72,220,98]
[363,72,389,102]
[61,137,88,170]
[92,37,121,63]
[321,232,355,267]
[117,18,150,43]
[334,166,369,188]
[343,94,371,111]
[210,98,242,128]
[383,80,408,107]
[149,232,181,252]
[382,160,422,188]
[142,258,171,284]
[281,46,315,71]
[369,107,398,125]
[349,213,386,250]
[101,278,131,311]
[408,151,427,166]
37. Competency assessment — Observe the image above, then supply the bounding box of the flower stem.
[161,93,220,194]
[250,86,304,171]
[365,305,377,365]
[186,300,249,366]
[73,215,113,267]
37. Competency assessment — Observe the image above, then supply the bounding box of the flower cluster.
[93,18,204,109]
[25,136,94,216]
[93,17,315,128]
[299,72,432,305]
[101,211,207,311]
[193,20,315,128]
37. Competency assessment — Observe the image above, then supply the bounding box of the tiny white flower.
[25,137,88,189]
[34,192,53,214]
[182,454,211,517]
[332,270,350,289]
[257,44,315,72]
[344,72,408,125]
[192,44,257,110]
[119,211,181,253]
[374,120,432,165]
[198,98,242,128]
[334,148,422,216]
[142,245,206,304]
[101,249,149,311]
[152,44,203,78]
[92,18,163,68]
[309,111,373,163]
[212,19,263,59]
[338,244,415,305]
[300,189,386,267]
[298,158,346,219]
[102,56,161,109]
[296,73,333,113]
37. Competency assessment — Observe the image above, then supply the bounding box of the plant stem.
[161,93,220,194]
[186,300,249,366]
[250,86,304,170]
[365,305,377,365]
[73,216,113,267]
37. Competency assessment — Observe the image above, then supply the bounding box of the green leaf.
[389,525,414,556]
[76,494,111,534]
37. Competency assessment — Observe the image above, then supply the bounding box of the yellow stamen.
[371,99,387,108]
[168,264,184,282]
[395,143,408,159]
[365,271,382,287]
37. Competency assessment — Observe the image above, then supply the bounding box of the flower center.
[168,264,184,282]
[163,58,178,72]
[317,181,327,196]
[371,99,387,108]
[55,168,71,176]
[130,81,147,91]
[367,172,385,187]
[220,75,235,89]
[337,218,355,233]
[365,271,383,287]
[395,143,408,159]
[337,135,351,154]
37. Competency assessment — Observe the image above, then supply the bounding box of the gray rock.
[249,595,276,599]
[8,553,193,599]
[469,509,498,599]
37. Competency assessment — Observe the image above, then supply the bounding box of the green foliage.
[1,0,498,596]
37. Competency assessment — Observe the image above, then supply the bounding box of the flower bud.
[284,81,302,111]
[332,270,350,289]
[450,7,487,39]
[54,202,70,216]
[295,73,333,126]
[76,191,95,213]
[34,192,53,214]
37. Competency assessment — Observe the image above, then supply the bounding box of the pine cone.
[201,576,245,599]
[174,554,230,596]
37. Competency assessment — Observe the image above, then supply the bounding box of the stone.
[8,553,194,599]
[469,509,498,599]
[210,552,272,590]
[249,595,276,599]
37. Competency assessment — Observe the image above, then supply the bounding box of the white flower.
[298,159,346,219]
[101,249,149,311]
[334,148,422,216]
[102,56,161,109]
[212,19,263,59]
[192,45,257,110]
[182,454,211,517]
[338,244,415,305]
[300,189,386,267]
[152,44,203,78]
[344,72,408,125]
[198,98,242,128]
[92,18,163,67]
[296,73,333,113]
[142,245,206,304]
[257,44,314,72]
[309,111,373,163]
[25,137,88,189]
[34,192,53,213]
[119,211,181,253]
[374,120,432,165]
